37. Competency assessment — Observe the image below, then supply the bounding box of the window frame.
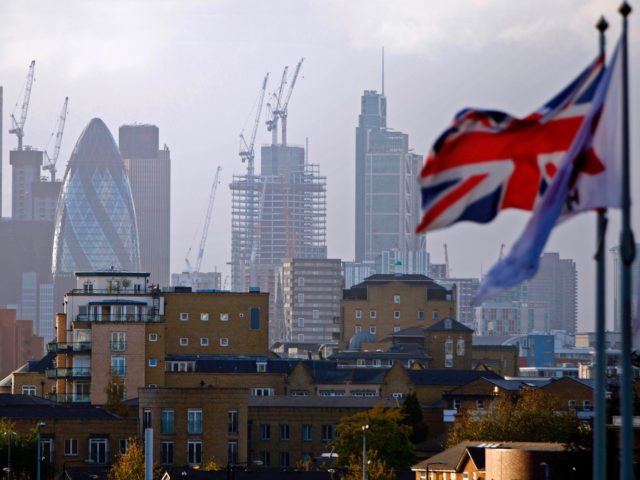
[187,408,203,434]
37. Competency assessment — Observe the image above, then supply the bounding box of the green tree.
[105,375,130,417]
[341,453,395,480]
[0,419,44,480]
[400,391,428,444]
[333,404,415,470]
[448,389,591,450]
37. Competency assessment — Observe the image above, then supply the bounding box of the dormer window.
[444,318,452,329]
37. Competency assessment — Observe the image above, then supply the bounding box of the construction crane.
[185,166,222,276]
[265,66,288,145]
[276,57,304,146]
[444,243,451,278]
[9,60,36,151]
[43,97,68,182]
[239,73,269,176]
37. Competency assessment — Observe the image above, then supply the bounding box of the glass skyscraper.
[52,118,140,275]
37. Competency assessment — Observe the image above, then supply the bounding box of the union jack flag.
[416,54,604,233]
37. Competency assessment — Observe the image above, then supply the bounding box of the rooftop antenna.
[381,46,385,96]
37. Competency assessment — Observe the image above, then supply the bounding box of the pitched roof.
[343,274,451,300]
[407,370,503,386]
[412,441,484,471]
[0,394,126,421]
[425,317,473,333]
[462,447,486,470]
[248,396,394,408]
[14,351,56,373]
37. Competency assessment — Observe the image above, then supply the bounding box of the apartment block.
[341,274,456,348]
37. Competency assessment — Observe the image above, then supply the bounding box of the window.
[250,307,260,329]
[252,388,274,396]
[227,441,238,465]
[312,309,320,320]
[369,326,377,335]
[457,339,465,356]
[568,400,577,409]
[187,409,203,434]
[280,451,290,467]
[64,438,78,456]
[418,310,425,320]
[433,311,440,321]
[260,423,271,440]
[280,423,290,441]
[298,317,304,328]
[372,359,381,367]
[228,409,238,434]
[583,400,592,410]
[476,400,484,410]
[111,356,126,376]
[322,424,335,441]
[220,313,229,321]
[302,424,312,442]
[256,362,267,373]
[369,310,377,319]
[297,293,304,304]
[161,441,174,464]
[180,312,189,321]
[393,326,401,333]
[260,451,271,466]
[355,326,362,333]
[148,333,158,342]
[355,309,362,319]
[110,332,126,351]
[179,337,188,346]
[89,438,108,464]
[298,333,305,342]
[161,409,175,434]
[394,310,401,320]
[22,385,36,395]
[187,440,202,466]
[394,294,401,304]
[119,439,129,454]
[392,392,406,400]
[200,337,209,347]
[143,409,152,429]
[453,399,461,410]
[297,276,305,287]
[200,313,209,321]
[148,358,158,367]
[357,358,366,367]
[220,337,229,347]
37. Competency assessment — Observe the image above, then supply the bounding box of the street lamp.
[36,422,46,480]
[361,425,369,480]
[3,431,16,480]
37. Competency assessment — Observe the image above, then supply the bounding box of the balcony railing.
[75,314,163,323]
[46,393,90,403]
[46,342,92,354]
[110,341,127,352]
[111,366,127,376]
[45,367,92,379]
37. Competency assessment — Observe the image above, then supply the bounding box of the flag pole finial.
[619,2,632,16]
[596,16,608,32]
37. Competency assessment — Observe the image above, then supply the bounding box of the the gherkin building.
[52,118,140,275]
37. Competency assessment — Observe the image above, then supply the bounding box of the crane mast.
[444,243,451,278]
[44,97,69,182]
[185,166,222,276]
[9,60,36,151]
[278,57,304,146]
[239,73,269,177]
[266,66,288,145]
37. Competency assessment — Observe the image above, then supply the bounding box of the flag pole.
[618,2,635,479]
[594,16,609,480]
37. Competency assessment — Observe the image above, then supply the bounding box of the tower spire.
[381,46,385,96]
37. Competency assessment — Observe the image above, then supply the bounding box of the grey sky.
[1,0,638,331]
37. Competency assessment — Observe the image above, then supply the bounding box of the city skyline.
[0,0,638,332]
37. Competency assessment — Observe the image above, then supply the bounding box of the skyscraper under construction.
[230,62,327,338]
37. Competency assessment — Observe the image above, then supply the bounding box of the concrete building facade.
[120,124,171,287]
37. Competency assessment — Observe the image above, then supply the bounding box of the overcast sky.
[1,0,639,331]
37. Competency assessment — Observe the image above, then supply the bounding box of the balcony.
[46,393,90,403]
[110,341,127,352]
[45,367,92,379]
[75,314,163,323]
[111,366,127,376]
[47,342,92,354]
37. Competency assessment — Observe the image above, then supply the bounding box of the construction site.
[230,60,327,340]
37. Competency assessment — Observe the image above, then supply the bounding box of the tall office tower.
[527,252,577,333]
[32,181,62,221]
[10,148,44,220]
[354,90,426,273]
[436,277,481,327]
[52,118,140,298]
[171,271,222,291]
[119,124,171,286]
[230,144,327,294]
[610,244,640,333]
[273,258,342,344]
